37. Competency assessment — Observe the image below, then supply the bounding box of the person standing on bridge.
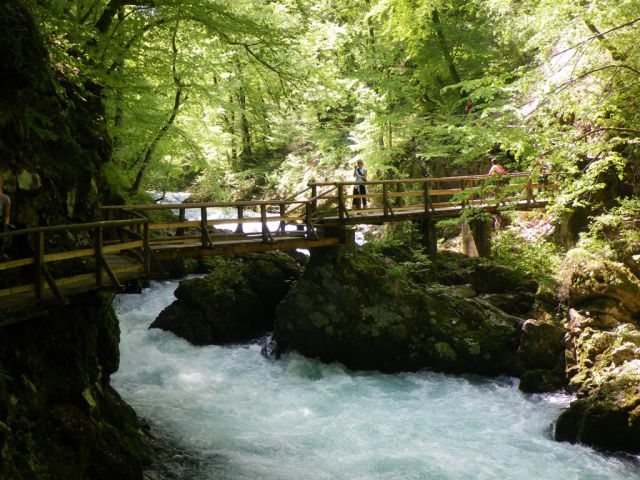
[0,175,15,258]
[353,160,368,209]
[0,176,14,233]
[487,157,506,176]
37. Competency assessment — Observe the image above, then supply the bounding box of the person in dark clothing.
[353,160,368,209]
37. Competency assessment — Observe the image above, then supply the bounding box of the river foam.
[112,280,639,479]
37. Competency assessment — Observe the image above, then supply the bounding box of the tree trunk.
[584,20,623,61]
[130,22,184,194]
[431,9,461,85]
[238,87,252,168]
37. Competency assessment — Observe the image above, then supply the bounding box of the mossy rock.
[151,252,303,345]
[275,247,527,375]
[560,249,640,314]
[555,362,640,453]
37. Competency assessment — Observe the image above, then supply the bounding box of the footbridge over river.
[0,173,552,323]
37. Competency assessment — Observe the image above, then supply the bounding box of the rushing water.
[111,280,640,480]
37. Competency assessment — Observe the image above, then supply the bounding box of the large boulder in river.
[555,361,640,453]
[151,252,303,345]
[274,247,532,375]
[517,319,566,393]
[554,249,640,453]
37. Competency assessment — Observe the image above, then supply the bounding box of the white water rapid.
[112,280,640,480]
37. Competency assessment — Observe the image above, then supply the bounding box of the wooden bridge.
[0,173,551,322]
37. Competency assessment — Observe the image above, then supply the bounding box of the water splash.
[112,281,640,479]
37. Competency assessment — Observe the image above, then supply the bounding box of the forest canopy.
[27,0,640,210]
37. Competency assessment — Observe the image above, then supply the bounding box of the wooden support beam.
[95,227,103,287]
[279,203,286,233]
[34,231,44,299]
[305,203,318,240]
[310,184,318,214]
[101,254,122,290]
[42,265,65,303]
[420,217,438,257]
[383,184,389,217]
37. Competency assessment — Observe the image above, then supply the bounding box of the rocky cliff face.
[0,0,114,228]
[0,294,150,479]
[0,2,148,477]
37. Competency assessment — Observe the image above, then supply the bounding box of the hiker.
[0,176,14,233]
[465,100,473,114]
[353,160,368,209]
[487,157,506,176]
[0,175,15,257]
[487,158,508,206]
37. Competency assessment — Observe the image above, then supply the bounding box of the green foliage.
[437,207,493,229]
[578,198,640,261]
[491,228,562,286]
[25,0,640,251]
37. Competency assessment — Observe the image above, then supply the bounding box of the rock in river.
[151,252,303,345]
[274,247,536,375]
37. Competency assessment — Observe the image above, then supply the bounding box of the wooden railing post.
[235,206,244,233]
[260,204,269,242]
[338,185,345,221]
[34,231,44,299]
[305,203,318,240]
[279,203,286,233]
[383,183,389,217]
[200,207,208,247]
[95,226,103,286]
[143,222,150,278]
[424,181,433,213]
[311,184,318,214]
[177,207,186,237]
[526,177,533,203]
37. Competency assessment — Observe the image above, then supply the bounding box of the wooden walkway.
[0,172,551,322]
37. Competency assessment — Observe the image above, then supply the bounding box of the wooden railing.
[100,195,329,247]
[0,216,149,303]
[308,172,553,221]
[0,171,552,310]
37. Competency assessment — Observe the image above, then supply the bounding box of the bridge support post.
[461,219,492,257]
[322,226,355,250]
[419,217,438,257]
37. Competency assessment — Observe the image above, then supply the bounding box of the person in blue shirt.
[353,160,368,209]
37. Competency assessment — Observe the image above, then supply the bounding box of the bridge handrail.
[0,217,148,238]
[0,216,150,304]
[100,199,310,210]
[308,172,531,187]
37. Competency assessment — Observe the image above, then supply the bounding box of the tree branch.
[552,16,640,58]
[579,127,640,140]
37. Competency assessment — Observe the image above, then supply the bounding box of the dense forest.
[4,0,632,274]
[19,0,638,201]
[2,2,640,478]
